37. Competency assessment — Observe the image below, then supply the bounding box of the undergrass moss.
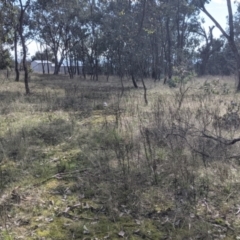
[1,231,14,240]
[44,179,59,189]
[36,218,68,239]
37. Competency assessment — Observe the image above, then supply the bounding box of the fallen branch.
[202,131,240,145]
[33,169,88,187]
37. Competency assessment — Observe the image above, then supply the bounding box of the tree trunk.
[66,54,73,79]
[141,77,148,105]
[19,32,30,94]
[166,16,172,80]
[76,58,80,75]
[18,0,30,94]
[131,74,138,88]
[41,55,45,74]
[95,57,98,81]
[46,48,50,74]
[14,30,19,82]
[54,56,64,75]
[199,55,209,75]
[82,61,86,79]
[233,48,240,91]
[237,62,240,91]
[53,54,59,74]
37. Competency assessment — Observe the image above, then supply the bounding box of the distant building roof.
[32,60,82,67]
[61,60,82,67]
[32,60,52,64]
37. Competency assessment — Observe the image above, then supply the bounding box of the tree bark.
[166,15,172,80]
[14,30,19,82]
[131,74,138,88]
[18,0,30,94]
[46,48,50,74]
[141,77,148,105]
[54,56,64,75]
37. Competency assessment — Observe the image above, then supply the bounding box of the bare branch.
[202,131,240,145]
[200,3,229,40]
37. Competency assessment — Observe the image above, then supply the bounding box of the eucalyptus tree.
[18,0,32,94]
[0,1,14,50]
[144,0,165,81]
[99,0,155,100]
[31,0,88,75]
[202,3,240,76]
[173,0,200,65]
[155,0,200,81]
[206,41,232,76]
[1,0,32,93]
[9,1,22,82]
[194,0,240,91]
[197,26,223,75]
[233,4,240,50]
[0,0,20,81]
[98,0,201,87]
[99,0,136,86]
[0,47,13,70]
[81,0,106,80]
[99,0,156,87]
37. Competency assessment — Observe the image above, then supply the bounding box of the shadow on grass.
[0,117,75,190]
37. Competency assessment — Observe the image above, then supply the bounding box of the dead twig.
[202,131,240,145]
[33,169,88,186]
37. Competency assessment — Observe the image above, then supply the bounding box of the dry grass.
[0,72,240,239]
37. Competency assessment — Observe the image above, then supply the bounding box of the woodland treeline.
[0,0,240,91]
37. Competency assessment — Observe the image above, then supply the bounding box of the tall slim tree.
[18,0,31,94]
[0,1,19,80]
[195,0,240,91]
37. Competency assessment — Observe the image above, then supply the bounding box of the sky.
[200,0,240,37]
[26,0,240,58]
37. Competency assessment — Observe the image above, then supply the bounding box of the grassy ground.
[1,72,240,239]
